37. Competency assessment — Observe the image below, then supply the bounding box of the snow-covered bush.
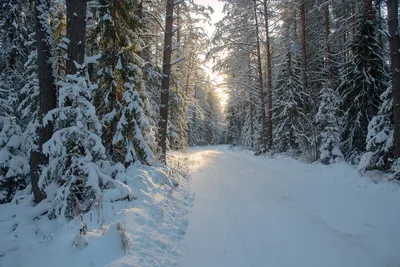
[315,86,343,164]
[0,118,29,203]
[359,87,394,172]
[40,67,132,220]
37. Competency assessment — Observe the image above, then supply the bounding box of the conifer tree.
[0,85,28,203]
[360,87,393,171]
[93,0,154,165]
[339,1,389,161]
[315,86,343,164]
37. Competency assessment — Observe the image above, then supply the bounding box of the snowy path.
[180,146,400,267]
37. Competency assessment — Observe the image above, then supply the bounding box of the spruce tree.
[359,86,393,172]
[315,86,343,164]
[339,1,389,161]
[273,47,303,154]
[93,0,154,165]
[40,68,132,220]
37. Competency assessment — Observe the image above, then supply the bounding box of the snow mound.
[0,153,193,267]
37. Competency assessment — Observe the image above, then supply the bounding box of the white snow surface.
[1,146,400,267]
[180,146,400,267]
[0,153,192,267]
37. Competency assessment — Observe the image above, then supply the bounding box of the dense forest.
[212,0,400,174]
[0,0,399,219]
[0,0,224,213]
[1,1,400,266]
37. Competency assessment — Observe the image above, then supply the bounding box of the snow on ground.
[1,146,399,267]
[180,145,400,267]
[0,152,193,267]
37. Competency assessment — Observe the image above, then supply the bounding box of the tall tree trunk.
[253,0,267,153]
[136,0,144,32]
[64,0,87,169]
[66,0,87,73]
[294,10,298,41]
[248,58,254,143]
[158,0,175,162]
[300,0,308,93]
[365,0,373,20]
[376,0,383,50]
[263,0,273,150]
[176,5,181,44]
[352,2,356,36]
[387,0,400,158]
[324,5,333,85]
[31,0,57,202]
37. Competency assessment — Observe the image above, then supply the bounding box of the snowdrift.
[0,153,192,267]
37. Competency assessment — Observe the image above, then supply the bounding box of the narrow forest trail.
[179,146,400,267]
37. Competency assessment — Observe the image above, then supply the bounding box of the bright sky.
[193,0,224,38]
[193,0,228,110]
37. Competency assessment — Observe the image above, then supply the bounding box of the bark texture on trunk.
[66,0,87,73]
[387,0,400,157]
[32,0,57,202]
[300,0,308,93]
[263,0,273,150]
[253,0,267,153]
[365,0,373,20]
[158,0,175,162]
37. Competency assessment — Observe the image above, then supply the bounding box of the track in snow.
[179,146,400,267]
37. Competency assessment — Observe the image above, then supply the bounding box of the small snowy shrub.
[0,118,29,203]
[117,222,131,252]
[315,86,343,164]
[360,87,394,172]
[72,221,89,249]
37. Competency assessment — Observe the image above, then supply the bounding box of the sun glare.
[212,73,228,111]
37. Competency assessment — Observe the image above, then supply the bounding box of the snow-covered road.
[180,146,400,267]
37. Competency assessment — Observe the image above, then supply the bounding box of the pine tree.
[0,82,28,203]
[188,86,208,146]
[225,105,242,147]
[360,87,393,172]
[40,68,132,220]
[315,86,343,164]
[93,0,154,165]
[273,45,303,154]
[0,0,33,72]
[339,1,389,162]
[0,118,29,203]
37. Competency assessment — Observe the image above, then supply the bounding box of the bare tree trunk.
[294,10,298,41]
[248,59,254,142]
[137,1,143,26]
[365,0,373,20]
[352,2,356,36]
[31,0,57,202]
[376,0,383,50]
[253,0,267,153]
[158,0,175,162]
[300,0,308,93]
[263,0,273,150]
[324,5,333,85]
[387,0,400,158]
[176,5,181,44]
[66,0,87,74]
